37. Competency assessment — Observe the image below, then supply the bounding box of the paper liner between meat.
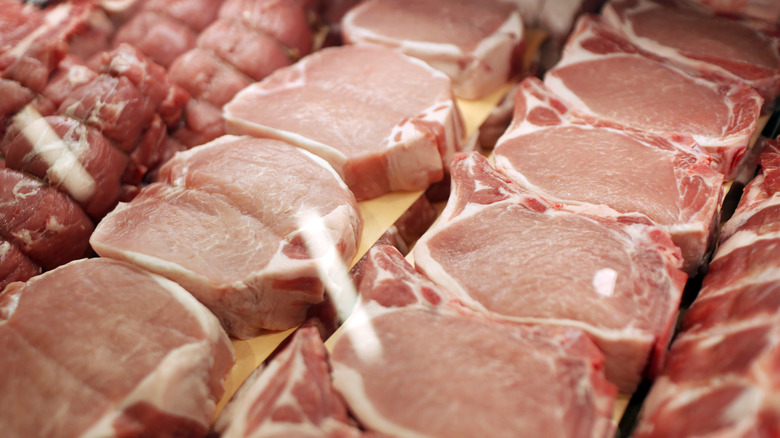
[413,152,687,392]
[91,136,362,339]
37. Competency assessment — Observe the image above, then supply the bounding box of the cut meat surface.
[0,239,40,291]
[214,326,362,437]
[224,45,465,200]
[494,77,723,274]
[0,168,93,271]
[91,136,362,338]
[342,0,524,99]
[413,153,687,391]
[331,245,616,437]
[218,0,314,59]
[684,0,780,24]
[2,109,128,220]
[112,11,197,68]
[545,14,763,179]
[634,140,780,437]
[0,258,235,438]
[602,0,780,109]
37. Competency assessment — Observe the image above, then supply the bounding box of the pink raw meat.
[634,140,780,437]
[0,239,40,290]
[684,0,780,24]
[413,152,687,391]
[0,258,234,437]
[112,11,197,68]
[224,45,465,200]
[91,136,362,338]
[331,245,616,437]
[494,77,723,275]
[602,0,780,109]
[214,326,363,437]
[544,14,763,179]
[197,18,291,82]
[218,0,313,59]
[2,111,128,220]
[342,0,524,99]
[0,168,93,271]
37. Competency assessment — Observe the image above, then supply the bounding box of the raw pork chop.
[331,245,616,437]
[684,0,780,24]
[0,258,234,438]
[224,45,465,200]
[91,136,362,338]
[634,144,780,437]
[413,153,687,391]
[544,15,763,179]
[494,77,723,275]
[341,0,524,99]
[602,0,780,108]
[214,326,362,437]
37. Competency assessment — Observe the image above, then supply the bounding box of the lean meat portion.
[633,144,780,438]
[494,77,723,275]
[545,14,763,179]
[2,109,128,220]
[331,245,616,437]
[224,45,465,200]
[0,258,235,438]
[413,153,687,392]
[91,136,362,338]
[0,168,93,271]
[214,326,362,438]
[0,239,40,291]
[719,139,780,243]
[169,0,314,147]
[0,0,108,93]
[602,0,780,109]
[683,0,780,24]
[342,0,524,99]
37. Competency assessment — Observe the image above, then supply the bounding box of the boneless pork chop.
[342,0,524,99]
[331,245,616,437]
[413,153,687,392]
[0,258,234,438]
[91,136,362,338]
[545,14,762,179]
[494,77,723,275]
[224,45,465,200]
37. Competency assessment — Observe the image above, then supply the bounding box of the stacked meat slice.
[224,45,465,200]
[0,258,235,437]
[331,245,616,437]
[91,136,363,339]
[633,140,780,437]
[342,0,525,99]
[413,153,686,392]
[545,14,763,179]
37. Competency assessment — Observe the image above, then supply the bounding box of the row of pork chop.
[210,1,780,437]
[2,0,780,437]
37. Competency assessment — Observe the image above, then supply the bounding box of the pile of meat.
[2,0,780,435]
